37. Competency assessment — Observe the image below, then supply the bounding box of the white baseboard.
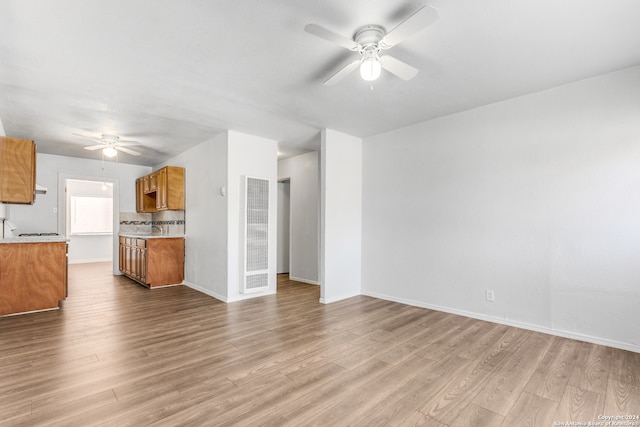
[289,275,320,285]
[320,291,360,304]
[183,281,228,303]
[362,290,640,354]
[227,289,277,303]
[68,258,112,265]
[182,281,276,303]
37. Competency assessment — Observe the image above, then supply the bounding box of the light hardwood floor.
[1,262,638,426]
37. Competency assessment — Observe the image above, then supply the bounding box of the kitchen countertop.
[119,233,185,239]
[0,236,69,244]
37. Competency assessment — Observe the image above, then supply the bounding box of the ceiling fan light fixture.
[360,48,381,81]
[103,146,118,158]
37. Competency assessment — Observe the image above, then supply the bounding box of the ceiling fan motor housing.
[354,25,385,49]
[101,134,120,142]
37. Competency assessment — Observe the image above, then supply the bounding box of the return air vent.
[242,176,270,293]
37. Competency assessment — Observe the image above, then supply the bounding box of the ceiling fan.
[73,133,141,157]
[305,5,439,85]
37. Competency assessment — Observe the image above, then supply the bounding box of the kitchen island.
[0,236,68,316]
[119,234,184,288]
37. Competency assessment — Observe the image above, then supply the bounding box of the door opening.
[65,179,114,265]
[277,179,291,274]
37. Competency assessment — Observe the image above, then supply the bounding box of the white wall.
[227,130,278,302]
[278,151,320,284]
[68,235,113,264]
[161,130,278,303]
[156,133,229,300]
[320,129,362,303]
[362,66,640,352]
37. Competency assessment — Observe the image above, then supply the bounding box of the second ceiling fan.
[305,5,439,85]
[73,133,142,157]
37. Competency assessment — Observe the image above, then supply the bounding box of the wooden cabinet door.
[146,238,184,287]
[149,173,157,192]
[135,239,146,281]
[164,166,185,210]
[140,247,147,283]
[135,179,144,213]
[119,240,125,272]
[137,178,157,213]
[0,136,36,204]
[125,242,133,275]
[156,168,168,210]
[142,176,151,193]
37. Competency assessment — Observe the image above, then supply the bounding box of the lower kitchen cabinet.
[119,236,184,288]
[0,241,68,315]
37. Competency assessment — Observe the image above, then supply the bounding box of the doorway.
[58,174,119,274]
[65,179,114,264]
[277,179,290,274]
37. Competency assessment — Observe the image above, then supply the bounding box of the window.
[70,196,113,235]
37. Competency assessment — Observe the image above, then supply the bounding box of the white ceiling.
[1,0,639,166]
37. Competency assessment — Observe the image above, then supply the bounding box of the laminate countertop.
[119,233,185,239]
[0,236,68,244]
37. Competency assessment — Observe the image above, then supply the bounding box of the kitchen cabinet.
[0,136,36,204]
[142,175,150,193]
[148,173,157,193]
[0,241,68,315]
[119,236,184,287]
[135,178,144,212]
[136,178,156,213]
[156,168,168,209]
[135,166,184,213]
[142,173,157,194]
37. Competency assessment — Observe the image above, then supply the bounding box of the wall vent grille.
[243,176,269,293]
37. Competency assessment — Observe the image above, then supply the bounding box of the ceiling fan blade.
[381,5,439,48]
[73,133,104,144]
[116,140,140,147]
[83,145,105,151]
[323,60,361,86]
[114,146,141,156]
[380,55,418,80]
[305,24,358,50]
[72,132,95,139]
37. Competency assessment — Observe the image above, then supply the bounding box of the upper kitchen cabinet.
[136,177,156,213]
[0,136,36,204]
[136,166,184,212]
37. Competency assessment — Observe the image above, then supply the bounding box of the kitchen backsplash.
[119,210,185,235]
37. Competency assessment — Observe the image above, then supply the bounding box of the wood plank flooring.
[1,262,639,426]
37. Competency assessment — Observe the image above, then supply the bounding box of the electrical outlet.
[486,290,495,302]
